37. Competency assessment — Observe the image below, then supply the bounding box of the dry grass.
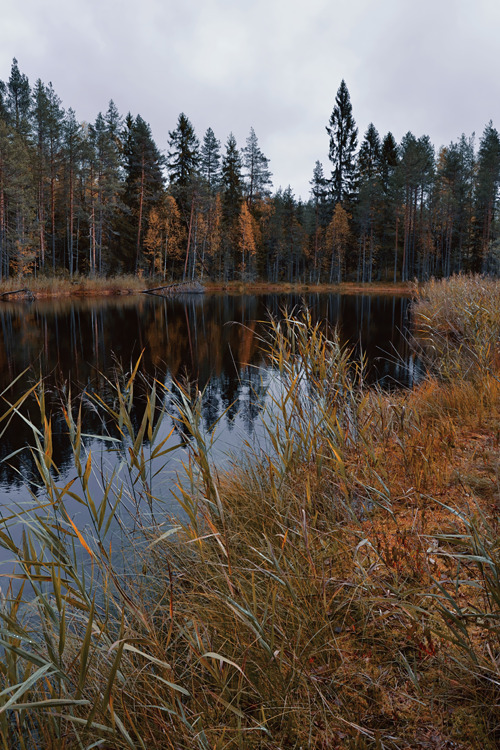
[0,274,150,298]
[413,274,500,378]
[0,275,412,300]
[0,277,499,748]
[205,280,413,295]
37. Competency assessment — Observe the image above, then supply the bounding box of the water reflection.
[0,293,421,497]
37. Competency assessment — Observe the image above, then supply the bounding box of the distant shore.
[0,275,415,300]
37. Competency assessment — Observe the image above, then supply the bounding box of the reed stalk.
[0,276,498,748]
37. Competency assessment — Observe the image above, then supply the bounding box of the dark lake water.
[0,292,422,570]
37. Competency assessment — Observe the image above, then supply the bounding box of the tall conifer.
[168,113,199,199]
[200,127,221,193]
[326,80,358,205]
[242,127,272,204]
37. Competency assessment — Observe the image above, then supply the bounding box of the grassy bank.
[203,280,414,295]
[0,276,499,749]
[0,274,149,298]
[0,275,413,299]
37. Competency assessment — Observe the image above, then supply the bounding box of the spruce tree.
[326,80,358,205]
[358,123,381,180]
[221,133,243,224]
[220,133,243,277]
[7,58,31,136]
[356,124,382,281]
[475,122,500,271]
[309,161,329,281]
[380,132,399,194]
[104,100,122,144]
[0,80,7,121]
[200,127,221,193]
[310,161,329,209]
[242,127,272,204]
[397,133,434,280]
[379,133,400,279]
[123,114,165,272]
[167,113,199,199]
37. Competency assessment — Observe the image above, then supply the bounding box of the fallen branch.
[0,288,32,299]
[141,281,205,296]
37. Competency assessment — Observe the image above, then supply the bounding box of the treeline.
[1,60,499,282]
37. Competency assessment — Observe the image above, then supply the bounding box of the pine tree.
[31,79,51,270]
[30,79,65,272]
[45,83,64,271]
[61,108,83,275]
[433,136,475,276]
[0,118,36,276]
[242,127,272,205]
[396,133,434,280]
[326,80,358,205]
[89,110,123,273]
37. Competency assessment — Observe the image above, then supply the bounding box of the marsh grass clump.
[413,274,500,378]
[0,281,499,748]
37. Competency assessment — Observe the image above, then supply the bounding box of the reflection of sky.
[0,367,273,575]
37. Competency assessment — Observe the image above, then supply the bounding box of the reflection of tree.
[238,367,268,434]
[0,294,415,492]
[202,380,220,433]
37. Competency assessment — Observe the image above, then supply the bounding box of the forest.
[1,58,500,284]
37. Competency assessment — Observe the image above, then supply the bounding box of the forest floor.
[0,274,414,299]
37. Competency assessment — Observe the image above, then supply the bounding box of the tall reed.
[0,282,499,748]
[413,274,500,379]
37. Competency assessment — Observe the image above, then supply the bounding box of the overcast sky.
[2,0,500,200]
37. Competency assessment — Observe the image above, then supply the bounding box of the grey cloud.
[1,0,499,199]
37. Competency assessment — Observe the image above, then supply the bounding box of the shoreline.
[0,276,415,300]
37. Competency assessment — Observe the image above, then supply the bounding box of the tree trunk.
[184,196,196,281]
[135,158,145,274]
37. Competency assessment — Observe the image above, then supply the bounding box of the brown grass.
[0,274,150,298]
[0,275,414,300]
[0,276,499,749]
[204,280,414,295]
[413,274,500,377]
